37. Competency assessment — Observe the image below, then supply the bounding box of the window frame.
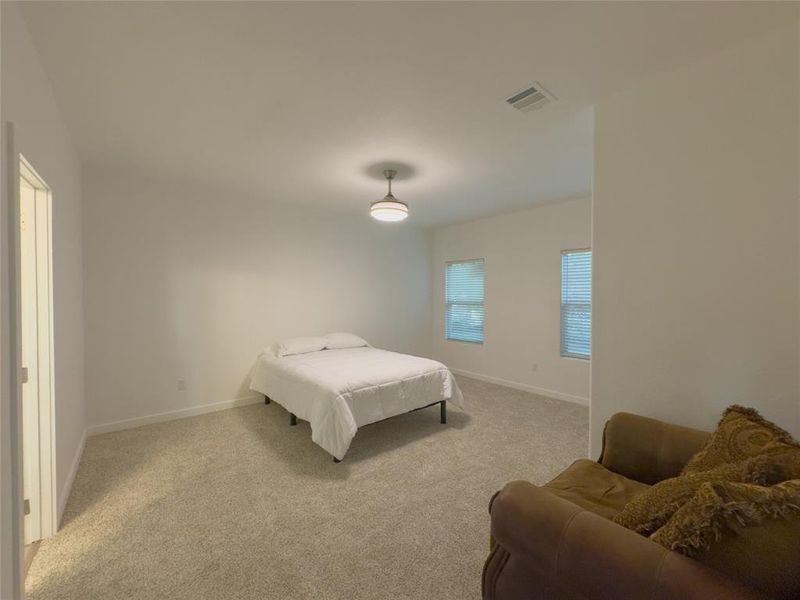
[445,258,485,345]
[560,248,592,360]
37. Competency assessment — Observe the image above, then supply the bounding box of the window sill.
[445,338,484,346]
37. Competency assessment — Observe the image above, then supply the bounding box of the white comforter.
[249,347,464,460]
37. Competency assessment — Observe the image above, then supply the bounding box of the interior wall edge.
[590,21,800,457]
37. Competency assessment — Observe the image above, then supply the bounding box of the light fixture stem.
[384,169,396,195]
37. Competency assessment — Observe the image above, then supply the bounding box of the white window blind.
[445,259,484,343]
[561,250,591,359]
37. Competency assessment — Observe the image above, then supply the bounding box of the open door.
[19,156,55,547]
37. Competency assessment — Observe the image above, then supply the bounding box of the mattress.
[249,347,464,460]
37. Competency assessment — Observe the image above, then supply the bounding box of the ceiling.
[19,1,795,226]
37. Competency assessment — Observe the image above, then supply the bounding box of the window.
[561,250,591,359]
[445,259,485,343]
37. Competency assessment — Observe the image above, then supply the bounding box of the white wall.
[591,23,800,457]
[82,168,432,429]
[430,197,592,404]
[1,3,86,597]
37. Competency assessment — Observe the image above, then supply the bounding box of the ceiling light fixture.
[370,169,408,222]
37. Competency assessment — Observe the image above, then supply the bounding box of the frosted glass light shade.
[370,198,409,222]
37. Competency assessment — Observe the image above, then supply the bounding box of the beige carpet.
[26,376,589,600]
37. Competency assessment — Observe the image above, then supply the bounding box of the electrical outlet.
[177,379,187,391]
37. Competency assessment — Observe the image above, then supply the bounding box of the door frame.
[18,154,56,544]
[2,120,25,600]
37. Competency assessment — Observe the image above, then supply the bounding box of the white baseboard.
[86,395,264,436]
[451,368,590,407]
[58,428,86,527]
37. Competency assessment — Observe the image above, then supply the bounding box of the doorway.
[19,156,55,552]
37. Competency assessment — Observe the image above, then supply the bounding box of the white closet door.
[20,175,41,545]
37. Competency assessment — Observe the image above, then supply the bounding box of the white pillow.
[275,336,327,357]
[324,332,369,350]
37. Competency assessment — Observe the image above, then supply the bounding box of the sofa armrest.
[487,481,765,600]
[599,412,710,484]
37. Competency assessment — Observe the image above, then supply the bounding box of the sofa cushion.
[683,405,800,474]
[651,479,800,599]
[613,454,785,536]
[544,459,650,520]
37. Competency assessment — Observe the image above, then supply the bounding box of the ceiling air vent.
[506,82,556,112]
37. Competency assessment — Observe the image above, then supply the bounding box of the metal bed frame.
[263,395,446,463]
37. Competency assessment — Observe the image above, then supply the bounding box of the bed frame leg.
[440,400,447,424]
[289,413,297,426]
[333,457,341,463]
[264,395,270,405]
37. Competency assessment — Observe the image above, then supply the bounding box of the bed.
[249,341,464,462]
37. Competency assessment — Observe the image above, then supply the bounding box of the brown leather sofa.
[483,412,769,600]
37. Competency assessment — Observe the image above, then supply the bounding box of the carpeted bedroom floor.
[26,376,589,600]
